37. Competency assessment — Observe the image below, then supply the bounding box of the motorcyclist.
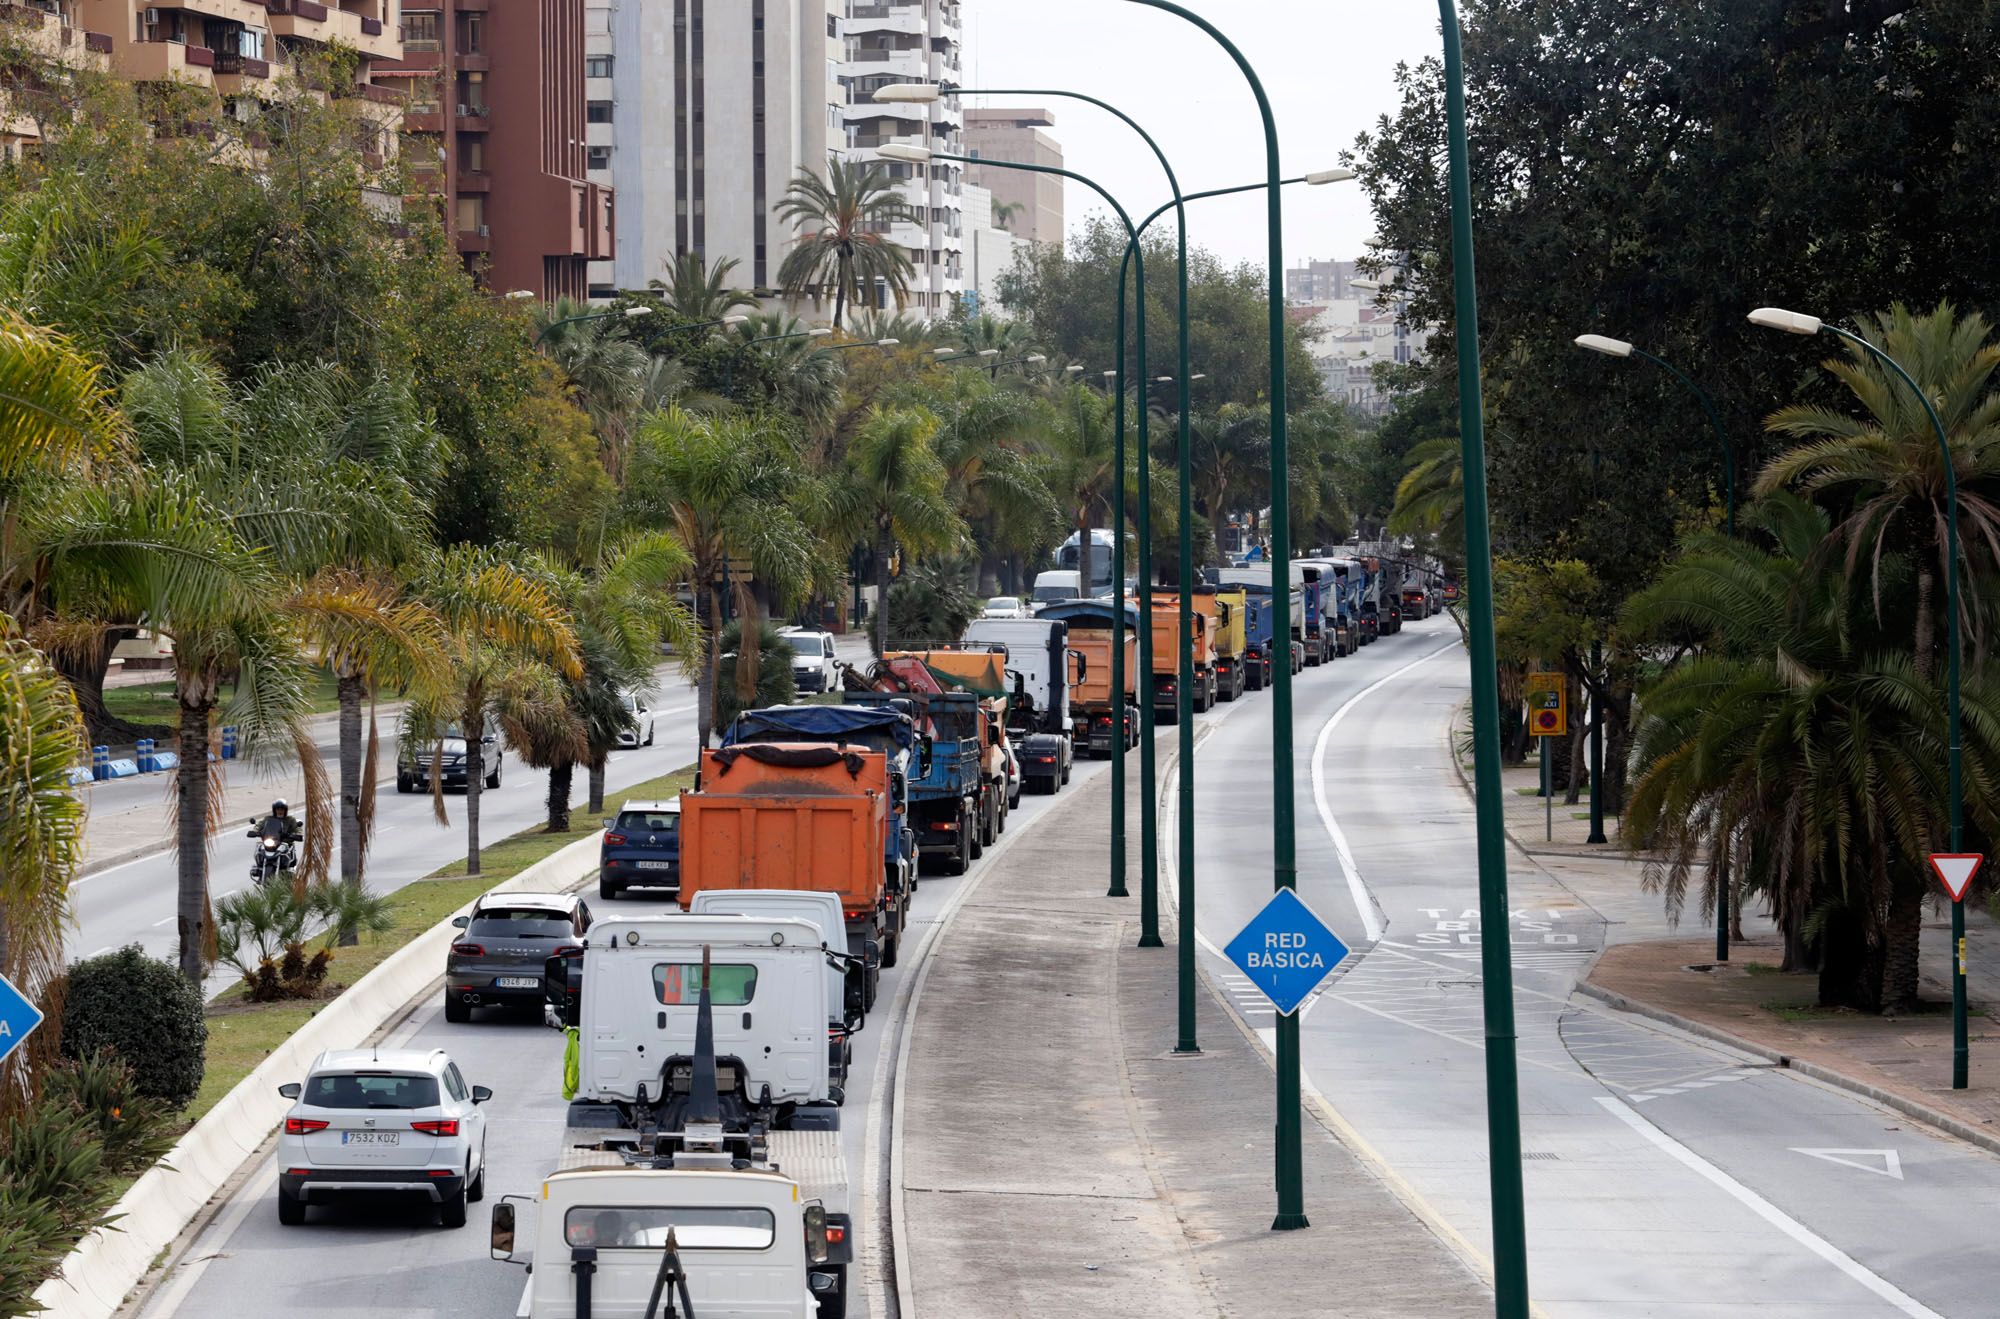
[249,799,303,844]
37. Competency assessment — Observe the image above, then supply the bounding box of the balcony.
[455,169,490,192]
[453,51,489,72]
[454,104,489,132]
[457,226,491,252]
[112,38,217,87]
[403,108,444,132]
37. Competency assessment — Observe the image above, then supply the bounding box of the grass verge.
[105,668,344,728]
[182,762,696,1125]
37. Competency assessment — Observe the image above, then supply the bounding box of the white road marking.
[1310,641,1458,943]
[1599,1097,1941,1317]
[1790,1148,1905,1180]
[153,916,175,927]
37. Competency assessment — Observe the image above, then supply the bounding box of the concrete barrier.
[30,831,604,1319]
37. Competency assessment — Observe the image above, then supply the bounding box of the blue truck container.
[844,690,984,876]
[722,703,922,894]
[1219,565,1306,686]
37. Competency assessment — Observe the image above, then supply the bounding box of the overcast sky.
[959,0,1442,274]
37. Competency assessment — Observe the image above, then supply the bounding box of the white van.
[1031,569,1083,605]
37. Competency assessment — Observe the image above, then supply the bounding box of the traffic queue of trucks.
[492,560,1450,1319]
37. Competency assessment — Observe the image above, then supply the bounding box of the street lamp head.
[932,346,956,357]
[976,348,1000,358]
[1191,373,1207,381]
[721,314,750,326]
[873,83,942,104]
[1573,333,1634,359]
[1154,375,1174,383]
[1065,364,1084,374]
[1026,354,1047,364]
[1748,306,1823,336]
[875,338,901,347]
[505,289,536,300]
[808,328,834,339]
[1102,370,1116,379]
[1349,278,1384,293]
[875,143,933,165]
[1304,168,1356,185]
[622,305,650,318]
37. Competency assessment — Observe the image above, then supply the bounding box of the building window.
[403,9,440,50]
[586,54,613,78]
[462,12,483,51]
[586,101,613,124]
[587,146,611,170]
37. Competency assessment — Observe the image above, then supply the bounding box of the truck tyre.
[276,1187,305,1226]
[948,820,972,875]
[444,992,471,1024]
[881,929,900,969]
[439,1186,468,1229]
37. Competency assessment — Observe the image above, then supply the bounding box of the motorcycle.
[247,820,300,886]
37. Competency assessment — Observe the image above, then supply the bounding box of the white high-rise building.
[837,0,965,317]
[584,0,845,299]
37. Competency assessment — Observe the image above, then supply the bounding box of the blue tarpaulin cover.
[723,704,918,751]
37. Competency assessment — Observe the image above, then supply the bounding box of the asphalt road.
[1181,614,2000,1318]
[134,716,1142,1319]
[65,686,708,974]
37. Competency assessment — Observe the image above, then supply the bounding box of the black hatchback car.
[444,894,589,1022]
[598,799,680,901]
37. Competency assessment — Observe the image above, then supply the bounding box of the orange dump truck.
[1036,600,1139,757]
[1149,598,1216,721]
[677,741,904,999]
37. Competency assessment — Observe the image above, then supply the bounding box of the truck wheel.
[881,929,900,969]
[948,824,971,875]
[444,992,471,1024]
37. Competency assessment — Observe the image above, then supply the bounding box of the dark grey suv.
[444,894,589,1022]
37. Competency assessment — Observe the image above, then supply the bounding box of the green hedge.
[61,946,207,1109]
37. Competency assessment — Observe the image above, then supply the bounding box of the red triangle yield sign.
[1930,853,1984,903]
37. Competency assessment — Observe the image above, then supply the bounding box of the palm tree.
[0,622,89,1097]
[650,251,759,322]
[532,298,650,471]
[1037,383,1118,598]
[826,407,968,657]
[893,370,1060,589]
[1622,495,1999,1009]
[990,200,1022,233]
[624,408,821,750]
[1757,302,2000,678]
[1388,436,1466,570]
[1186,404,1269,526]
[774,158,918,330]
[411,546,583,876]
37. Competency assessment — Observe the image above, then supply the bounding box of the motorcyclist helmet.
[271,799,290,815]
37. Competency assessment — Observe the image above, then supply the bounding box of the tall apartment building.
[1,1,111,162]
[838,0,964,317]
[1286,257,1358,303]
[963,106,1062,249]
[583,0,842,299]
[381,0,611,302]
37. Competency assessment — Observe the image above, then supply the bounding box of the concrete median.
[32,832,602,1319]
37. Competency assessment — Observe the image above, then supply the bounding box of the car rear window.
[305,1072,440,1109]
[615,811,679,834]
[653,963,757,1006]
[468,913,573,939]
[564,1205,775,1250]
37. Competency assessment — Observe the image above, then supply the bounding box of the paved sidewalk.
[897,769,1490,1318]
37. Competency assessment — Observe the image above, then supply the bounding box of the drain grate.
[1522,1152,1561,1161]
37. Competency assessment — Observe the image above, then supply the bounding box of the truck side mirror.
[490,1201,517,1260]
[803,1203,831,1265]
[545,950,582,1027]
[918,741,934,777]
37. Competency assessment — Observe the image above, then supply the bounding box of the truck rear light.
[826,1225,847,1245]
[451,942,484,956]
[284,1118,328,1135]
[844,907,866,919]
[411,1119,460,1137]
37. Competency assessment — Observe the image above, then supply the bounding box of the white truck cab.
[496,1139,843,1319]
[559,917,845,1135]
[687,890,857,1022]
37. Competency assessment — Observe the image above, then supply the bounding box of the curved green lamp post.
[878,141,1154,908]
[1750,305,1968,1090]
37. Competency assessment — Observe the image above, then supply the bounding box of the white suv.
[274,1048,490,1228]
[780,628,839,695]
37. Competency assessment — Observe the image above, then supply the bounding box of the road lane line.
[1597,1096,1943,1317]
[1310,640,1458,943]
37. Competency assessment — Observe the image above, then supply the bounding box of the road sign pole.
[1542,744,1551,842]
[1954,897,1968,1089]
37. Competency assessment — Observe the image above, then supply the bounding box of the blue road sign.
[0,972,44,1067]
[1223,888,1350,1016]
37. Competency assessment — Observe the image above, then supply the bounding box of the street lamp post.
[530,302,656,347]
[1573,333,1738,923]
[882,142,1155,910]
[1750,306,1968,1090]
[880,141,1160,915]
